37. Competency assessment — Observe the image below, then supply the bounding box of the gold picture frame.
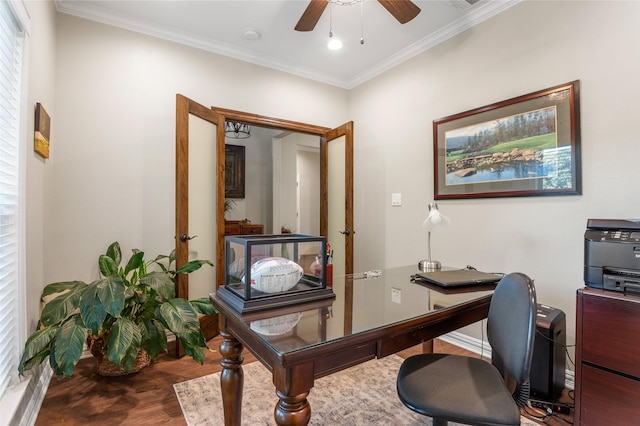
[34,103,51,158]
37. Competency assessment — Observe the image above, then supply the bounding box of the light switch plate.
[391,287,401,304]
[391,193,402,206]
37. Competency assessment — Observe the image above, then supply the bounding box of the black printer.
[584,219,640,293]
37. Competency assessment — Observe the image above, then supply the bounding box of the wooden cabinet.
[575,288,640,425]
[224,220,264,236]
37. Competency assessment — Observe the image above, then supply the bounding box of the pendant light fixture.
[225,121,251,139]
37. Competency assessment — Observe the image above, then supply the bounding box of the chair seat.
[397,353,521,426]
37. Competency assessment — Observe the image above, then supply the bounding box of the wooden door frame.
[176,97,355,326]
[176,94,219,299]
[175,94,220,357]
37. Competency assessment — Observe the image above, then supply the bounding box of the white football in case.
[247,257,304,293]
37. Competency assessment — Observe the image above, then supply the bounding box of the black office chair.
[397,272,536,426]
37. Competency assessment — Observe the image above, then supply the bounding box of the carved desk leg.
[274,390,311,426]
[272,363,313,426]
[219,329,244,426]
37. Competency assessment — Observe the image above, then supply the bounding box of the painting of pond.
[444,106,559,186]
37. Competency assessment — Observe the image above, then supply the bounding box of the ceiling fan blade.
[377,0,421,24]
[295,0,329,32]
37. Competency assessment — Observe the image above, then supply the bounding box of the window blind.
[0,0,24,399]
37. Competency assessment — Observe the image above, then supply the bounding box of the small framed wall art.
[225,144,245,199]
[34,103,51,158]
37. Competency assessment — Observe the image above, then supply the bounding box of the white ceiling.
[54,0,519,89]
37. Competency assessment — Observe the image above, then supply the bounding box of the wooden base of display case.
[215,286,335,314]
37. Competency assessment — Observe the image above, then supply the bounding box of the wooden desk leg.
[422,339,434,353]
[272,363,313,426]
[219,329,244,426]
[274,390,311,426]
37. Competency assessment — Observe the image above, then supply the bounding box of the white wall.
[49,14,348,288]
[25,0,57,335]
[349,0,640,362]
[273,132,320,234]
[297,149,321,235]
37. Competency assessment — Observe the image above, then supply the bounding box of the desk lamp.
[419,202,450,272]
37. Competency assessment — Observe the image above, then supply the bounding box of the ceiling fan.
[295,0,421,32]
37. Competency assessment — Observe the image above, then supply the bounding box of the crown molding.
[55,0,520,90]
[54,0,349,87]
[347,0,520,88]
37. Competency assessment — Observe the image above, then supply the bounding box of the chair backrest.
[487,272,536,405]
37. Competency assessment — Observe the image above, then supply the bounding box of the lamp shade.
[422,202,451,232]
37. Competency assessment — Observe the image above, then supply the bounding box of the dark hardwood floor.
[35,337,573,425]
[35,335,255,425]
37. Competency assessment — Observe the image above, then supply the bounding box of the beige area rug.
[174,355,539,426]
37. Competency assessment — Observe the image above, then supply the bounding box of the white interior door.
[323,122,354,276]
[187,114,217,300]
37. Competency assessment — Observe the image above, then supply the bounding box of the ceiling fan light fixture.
[327,37,343,50]
[326,0,364,49]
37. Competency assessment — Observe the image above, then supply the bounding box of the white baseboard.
[439,330,492,358]
[564,370,575,390]
[440,331,574,390]
[1,363,52,426]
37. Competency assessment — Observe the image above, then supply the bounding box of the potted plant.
[19,241,216,378]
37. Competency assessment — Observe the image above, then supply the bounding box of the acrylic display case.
[216,234,335,313]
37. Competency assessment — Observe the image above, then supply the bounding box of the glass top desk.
[209,265,496,426]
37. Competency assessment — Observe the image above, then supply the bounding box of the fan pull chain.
[360,0,365,45]
[329,1,333,39]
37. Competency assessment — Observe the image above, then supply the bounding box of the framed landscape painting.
[433,81,581,199]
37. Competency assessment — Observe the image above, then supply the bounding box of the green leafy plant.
[224,199,236,219]
[19,242,215,378]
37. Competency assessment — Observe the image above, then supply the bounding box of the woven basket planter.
[96,347,151,376]
[88,336,152,376]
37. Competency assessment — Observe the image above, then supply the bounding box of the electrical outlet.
[391,288,401,304]
[391,193,402,206]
